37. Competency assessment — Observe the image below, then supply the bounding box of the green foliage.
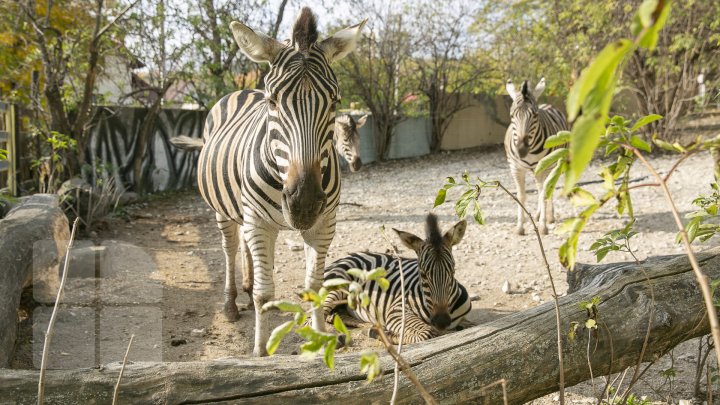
[434,173,498,225]
[589,220,639,262]
[625,393,652,405]
[263,268,389,381]
[683,183,720,243]
[0,148,6,161]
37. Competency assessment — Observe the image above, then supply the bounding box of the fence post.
[0,102,17,196]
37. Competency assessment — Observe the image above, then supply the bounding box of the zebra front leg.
[243,223,278,357]
[379,309,438,344]
[216,213,240,321]
[302,216,336,333]
[240,237,254,306]
[511,165,527,235]
[534,171,550,235]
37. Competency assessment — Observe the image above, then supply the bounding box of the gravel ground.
[11,145,719,403]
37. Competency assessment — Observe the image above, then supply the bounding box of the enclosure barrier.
[0,102,17,196]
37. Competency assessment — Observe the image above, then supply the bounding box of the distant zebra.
[504,78,569,235]
[185,8,365,356]
[334,114,367,172]
[323,214,471,344]
[170,114,367,172]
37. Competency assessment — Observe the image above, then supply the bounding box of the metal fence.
[0,102,17,196]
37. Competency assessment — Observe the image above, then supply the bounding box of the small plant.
[32,131,77,193]
[590,220,639,263]
[262,267,389,380]
[683,182,720,243]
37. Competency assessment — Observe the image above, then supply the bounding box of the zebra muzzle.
[431,312,452,331]
[349,157,362,172]
[282,161,327,230]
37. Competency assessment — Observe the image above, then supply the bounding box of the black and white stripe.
[504,78,569,235]
[323,215,471,344]
[194,8,365,356]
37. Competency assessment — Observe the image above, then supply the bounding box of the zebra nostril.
[431,313,452,330]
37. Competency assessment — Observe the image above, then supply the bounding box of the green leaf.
[543,161,566,200]
[535,148,568,175]
[323,278,351,288]
[266,320,295,355]
[570,188,598,207]
[566,39,633,122]
[637,0,672,50]
[346,269,366,281]
[299,289,322,306]
[333,314,350,340]
[323,336,337,369]
[366,267,387,281]
[472,199,484,225]
[629,135,652,152]
[630,114,663,132]
[434,188,447,208]
[377,278,390,291]
[544,131,571,148]
[585,318,598,329]
[262,300,305,314]
[360,351,381,382]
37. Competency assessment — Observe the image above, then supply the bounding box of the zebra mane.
[425,214,443,250]
[293,7,319,54]
[520,81,535,103]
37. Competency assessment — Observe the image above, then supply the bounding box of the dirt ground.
[11,145,719,403]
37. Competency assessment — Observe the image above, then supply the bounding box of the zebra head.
[334,114,367,172]
[506,78,546,158]
[230,8,366,230]
[394,214,467,331]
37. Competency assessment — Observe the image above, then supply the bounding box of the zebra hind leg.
[216,212,240,321]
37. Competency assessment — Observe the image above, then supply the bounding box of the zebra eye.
[266,95,278,111]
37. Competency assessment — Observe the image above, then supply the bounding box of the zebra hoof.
[368,327,380,340]
[223,303,241,322]
[515,227,525,236]
[539,226,549,235]
[337,334,347,349]
[253,346,269,357]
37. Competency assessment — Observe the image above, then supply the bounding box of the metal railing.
[0,102,17,196]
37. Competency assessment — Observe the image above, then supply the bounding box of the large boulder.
[0,194,69,367]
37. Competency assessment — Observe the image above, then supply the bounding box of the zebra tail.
[169,135,204,151]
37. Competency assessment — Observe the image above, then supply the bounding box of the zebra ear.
[443,220,467,247]
[393,228,424,253]
[318,19,367,63]
[230,21,284,64]
[533,78,546,99]
[356,115,368,128]
[506,80,517,99]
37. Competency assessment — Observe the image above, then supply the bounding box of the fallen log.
[1,248,718,404]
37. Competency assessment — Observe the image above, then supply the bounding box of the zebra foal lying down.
[323,214,472,344]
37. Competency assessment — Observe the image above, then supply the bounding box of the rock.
[285,239,304,252]
[0,194,68,367]
[118,191,140,206]
[501,280,511,294]
[60,245,109,279]
[170,338,187,347]
[469,293,480,302]
[190,328,207,338]
[531,293,541,302]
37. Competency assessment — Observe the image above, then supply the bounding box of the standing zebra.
[334,114,367,172]
[194,8,365,356]
[504,78,569,235]
[323,214,471,344]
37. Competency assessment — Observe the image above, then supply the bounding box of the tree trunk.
[2,249,718,404]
